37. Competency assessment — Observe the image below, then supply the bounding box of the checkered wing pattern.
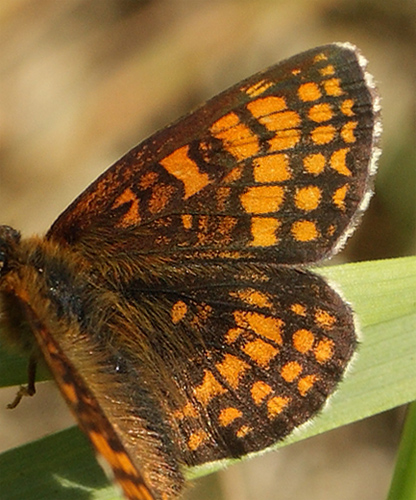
[130,260,357,465]
[48,44,378,266]
[37,43,379,499]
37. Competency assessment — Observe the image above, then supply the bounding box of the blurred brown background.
[0,1,415,499]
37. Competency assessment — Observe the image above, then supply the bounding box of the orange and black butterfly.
[0,43,380,500]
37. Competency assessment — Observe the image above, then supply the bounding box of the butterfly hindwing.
[110,260,356,465]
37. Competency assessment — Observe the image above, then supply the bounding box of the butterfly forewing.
[22,305,163,500]
[48,44,377,266]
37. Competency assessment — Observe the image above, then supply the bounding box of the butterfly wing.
[48,43,379,266]
[112,260,357,466]
[9,295,175,500]
[28,43,379,499]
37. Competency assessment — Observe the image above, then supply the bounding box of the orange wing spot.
[160,145,210,199]
[236,425,252,438]
[298,374,319,396]
[181,214,193,229]
[308,103,333,122]
[291,303,306,316]
[89,430,137,476]
[61,382,78,404]
[333,184,349,210]
[341,121,358,143]
[315,338,335,363]
[244,79,274,97]
[196,216,211,246]
[234,310,284,344]
[113,188,140,226]
[173,401,198,420]
[280,361,302,382]
[327,224,336,236]
[247,96,287,117]
[240,185,284,214]
[139,171,158,189]
[294,185,322,211]
[330,148,352,176]
[118,206,140,228]
[196,215,235,247]
[298,82,322,102]
[242,339,279,367]
[225,327,244,344]
[269,128,301,152]
[251,380,273,405]
[340,99,355,116]
[234,288,272,309]
[149,183,175,214]
[319,64,335,76]
[291,220,319,242]
[261,110,301,132]
[310,124,336,145]
[315,309,337,328]
[216,353,250,389]
[267,396,290,418]
[193,370,227,407]
[218,216,238,242]
[188,430,208,451]
[171,300,187,324]
[247,97,301,152]
[210,112,259,161]
[253,154,291,183]
[218,250,243,259]
[303,152,326,175]
[250,216,281,247]
[216,186,231,211]
[313,52,328,63]
[218,407,242,427]
[223,165,243,184]
[293,329,315,353]
[323,78,343,96]
[198,215,209,232]
[191,303,213,328]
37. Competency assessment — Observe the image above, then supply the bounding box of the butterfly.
[0,43,380,500]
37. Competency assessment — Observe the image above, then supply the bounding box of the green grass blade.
[0,256,415,499]
[387,402,416,500]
